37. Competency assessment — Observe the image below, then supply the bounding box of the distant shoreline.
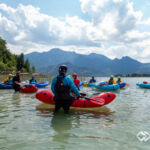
[1,72,150,77]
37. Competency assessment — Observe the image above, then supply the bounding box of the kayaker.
[13,71,21,92]
[4,74,14,84]
[117,76,122,84]
[107,75,116,85]
[51,65,80,114]
[29,75,37,84]
[89,76,96,83]
[72,73,80,89]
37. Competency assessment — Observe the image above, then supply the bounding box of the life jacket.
[54,76,70,97]
[113,80,116,84]
[89,79,96,83]
[74,78,80,87]
[4,77,13,84]
[8,78,13,84]
[108,80,112,85]
[4,77,9,83]
[108,79,116,85]
[117,79,122,84]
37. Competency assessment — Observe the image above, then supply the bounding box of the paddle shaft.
[79,93,105,104]
[79,96,103,103]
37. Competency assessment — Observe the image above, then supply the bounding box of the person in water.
[29,75,37,84]
[13,71,21,92]
[4,74,14,84]
[51,65,80,114]
[72,73,80,89]
[117,76,122,84]
[89,76,96,83]
[107,75,116,85]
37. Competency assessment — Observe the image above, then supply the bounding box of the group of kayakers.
[3,71,21,92]
[2,65,123,114]
[50,65,124,114]
[107,75,122,85]
[51,65,99,113]
[3,71,37,92]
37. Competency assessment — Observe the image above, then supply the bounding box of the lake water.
[0,77,150,150]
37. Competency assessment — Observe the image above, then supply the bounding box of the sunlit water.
[0,77,150,150]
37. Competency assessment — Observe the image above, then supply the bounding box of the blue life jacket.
[8,78,13,84]
[108,80,113,85]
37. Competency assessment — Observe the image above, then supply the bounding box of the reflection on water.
[51,114,75,144]
[12,92,21,107]
[1,77,150,150]
[36,103,115,120]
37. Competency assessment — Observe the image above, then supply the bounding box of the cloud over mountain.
[0,0,150,62]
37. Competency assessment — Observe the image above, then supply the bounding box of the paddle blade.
[90,98,105,105]
[91,92,116,106]
[126,84,130,86]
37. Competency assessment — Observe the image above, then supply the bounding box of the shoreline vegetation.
[0,37,35,73]
[115,73,150,77]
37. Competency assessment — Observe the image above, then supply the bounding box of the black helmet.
[59,65,67,74]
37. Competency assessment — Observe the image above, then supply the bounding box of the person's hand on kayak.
[80,93,86,97]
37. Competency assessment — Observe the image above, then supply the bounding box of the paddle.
[79,93,105,105]
[125,84,130,86]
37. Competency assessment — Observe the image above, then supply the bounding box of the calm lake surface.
[0,77,150,150]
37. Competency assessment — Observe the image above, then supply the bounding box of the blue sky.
[0,0,88,20]
[0,0,150,62]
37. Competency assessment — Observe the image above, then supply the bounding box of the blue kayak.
[136,82,150,88]
[119,82,126,88]
[31,81,49,88]
[99,81,107,84]
[88,83,97,87]
[95,84,120,90]
[80,82,97,87]
[0,83,13,89]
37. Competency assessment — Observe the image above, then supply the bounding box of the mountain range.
[24,48,150,76]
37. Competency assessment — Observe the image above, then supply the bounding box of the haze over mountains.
[25,48,150,76]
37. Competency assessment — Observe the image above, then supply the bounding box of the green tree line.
[0,37,36,73]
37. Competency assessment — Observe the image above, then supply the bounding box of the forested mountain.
[25,48,150,76]
[0,37,35,72]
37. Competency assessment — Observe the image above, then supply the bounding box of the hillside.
[0,37,34,72]
[25,48,150,76]
[0,37,17,71]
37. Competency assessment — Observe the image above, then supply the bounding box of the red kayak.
[20,85,38,93]
[36,90,116,108]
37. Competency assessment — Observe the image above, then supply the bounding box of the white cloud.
[138,18,150,26]
[0,4,101,52]
[80,0,142,39]
[0,2,150,62]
